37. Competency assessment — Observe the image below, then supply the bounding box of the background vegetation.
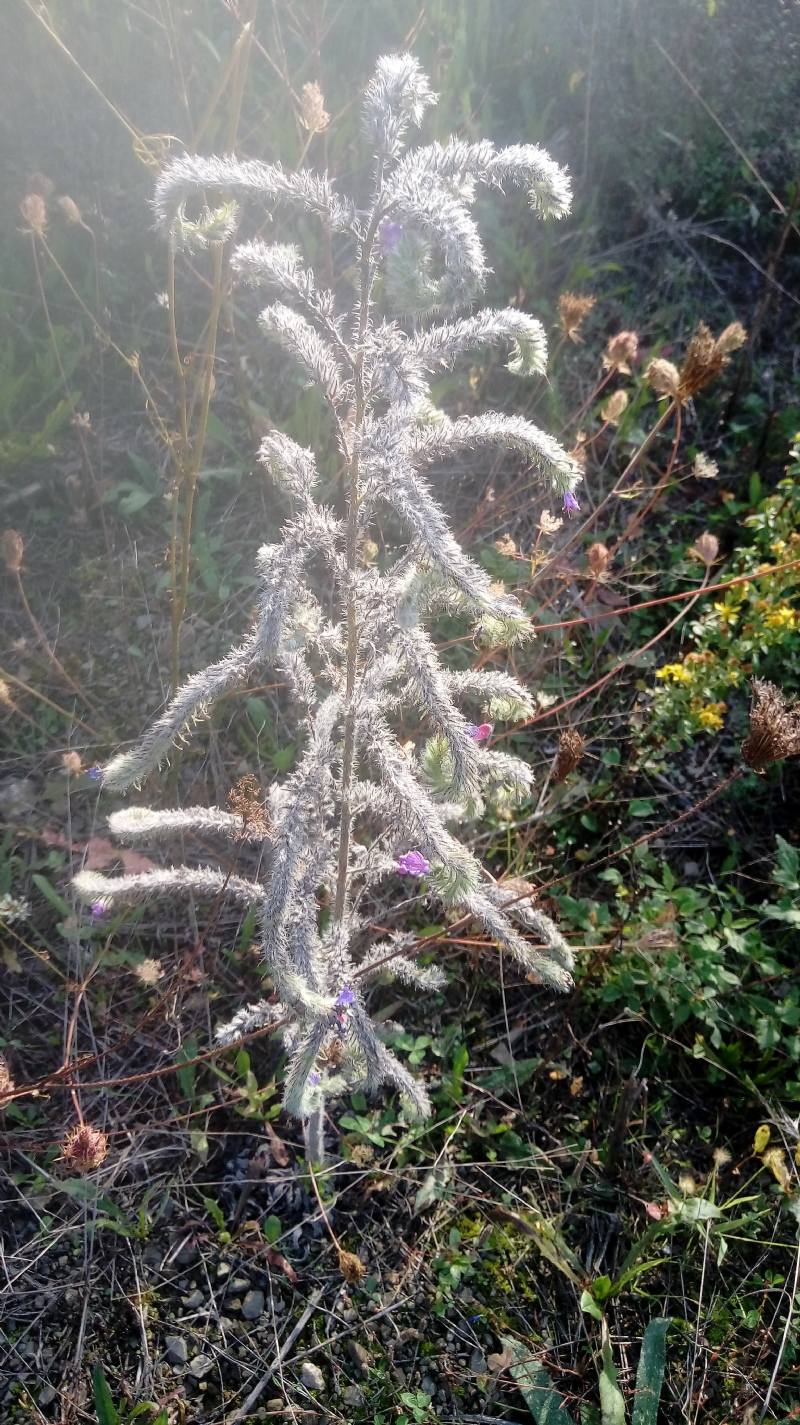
[1,2,799,1422]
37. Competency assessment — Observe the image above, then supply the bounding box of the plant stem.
[332,189,384,927]
[304,1101,327,1166]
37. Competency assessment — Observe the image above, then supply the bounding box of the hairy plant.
[74,54,581,1145]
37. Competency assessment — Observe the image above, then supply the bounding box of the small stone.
[300,1361,325,1392]
[469,1348,487,1374]
[188,1353,214,1379]
[241,1289,265,1320]
[183,1289,204,1310]
[216,1261,231,1279]
[39,1385,56,1407]
[226,1276,251,1295]
[347,1341,372,1376]
[165,1336,188,1366]
[342,1385,364,1407]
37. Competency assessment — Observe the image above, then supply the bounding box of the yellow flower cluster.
[691,700,727,731]
[655,663,693,684]
[763,604,798,631]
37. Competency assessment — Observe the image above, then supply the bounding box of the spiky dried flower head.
[558,291,595,343]
[602,330,638,374]
[687,531,719,567]
[741,679,800,772]
[552,728,586,783]
[1,529,24,573]
[299,81,330,134]
[600,388,629,425]
[586,542,611,579]
[135,957,163,986]
[227,774,270,836]
[677,320,747,401]
[338,1249,366,1283]
[645,358,681,398]
[19,193,47,235]
[60,1122,109,1173]
[57,195,83,226]
[0,1055,15,1109]
[62,750,83,776]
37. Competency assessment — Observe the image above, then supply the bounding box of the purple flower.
[87,765,104,783]
[562,490,580,516]
[90,902,106,918]
[335,986,356,1009]
[466,722,493,743]
[396,850,431,877]
[378,218,403,255]
[309,1071,321,1087]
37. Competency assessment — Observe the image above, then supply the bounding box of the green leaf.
[500,1335,575,1423]
[599,1320,625,1425]
[201,1195,226,1233]
[91,1364,121,1425]
[264,1214,282,1244]
[631,1318,671,1425]
[31,873,71,917]
[580,1288,603,1322]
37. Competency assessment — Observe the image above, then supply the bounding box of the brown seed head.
[687,531,719,567]
[586,542,611,579]
[227,774,270,836]
[62,750,83,776]
[552,728,587,783]
[0,1055,15,1109]
[715,321,747,356]
[645,358,681,398]
[0,679,14,709]
[602,330,638,374]
[558,291,595,343]
[337,1249,366,1284]
[741,679,800,772]
[19,193,47,235]
[1,529,24,573]
[299,80,330,134]
[57,195,83,226]
[61,1122,109,1173]
[600,388,629,425]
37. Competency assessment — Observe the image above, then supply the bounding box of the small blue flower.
[378,218,403,255]
[90,902,106,919]
[309,1070,322,1086]
[335,986,356,1009]
[87,765,103,783]
[562,490,580,516]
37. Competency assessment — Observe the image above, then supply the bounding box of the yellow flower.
[694,702,726,731]
[656,663,693,684]
[712,601,739,624]
[764,604,797,630]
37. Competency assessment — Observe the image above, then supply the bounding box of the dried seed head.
[715,321,747,356]
[586,541,611,579]
[602,330,638,374]
[493,534,517,557]
[645,358,681,398]
[61,1122,109,1173]
[227,774,270,836]
[552,728,586,782]
[1,529,24,573]
[687,531,719,567]
[558,291,595,343]
[0,1054,15,1109]
[741,679,800,772]
[693,452,719,480]
[337,1249,366,1283]
[299,81,330,134]
[600,388,629,425]
[538,510,563,536]
[62,751,83,776]
[19,193,47,235]
[57,195,83,226]
[0,679,14,709]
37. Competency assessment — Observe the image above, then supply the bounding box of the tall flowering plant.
[74,55,582,1153]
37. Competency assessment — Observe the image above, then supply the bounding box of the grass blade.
[500,1335,576,1424]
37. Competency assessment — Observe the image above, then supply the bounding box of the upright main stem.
[332,188,384,927]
